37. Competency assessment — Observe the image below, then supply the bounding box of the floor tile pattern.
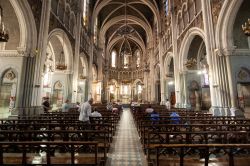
[106,108,147,166]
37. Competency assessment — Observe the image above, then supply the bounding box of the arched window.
[111,50,116,68]
[136,50,140,68]
[83,0,89,26]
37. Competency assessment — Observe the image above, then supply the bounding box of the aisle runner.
[106,108,147,166]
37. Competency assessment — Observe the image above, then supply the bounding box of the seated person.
[145,105,154,113]
[150,110,160,124]
[170,112,180,124]
[76,102,81,109]
[112,106,119,114]
[91,108,102,117]
[106,102,113,111]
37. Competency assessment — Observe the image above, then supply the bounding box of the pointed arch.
[47,28,73,73]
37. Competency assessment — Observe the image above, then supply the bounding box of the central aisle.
[106,108,147,166]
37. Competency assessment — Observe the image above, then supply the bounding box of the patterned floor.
[106,108,148,166]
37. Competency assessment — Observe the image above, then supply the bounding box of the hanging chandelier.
[0,6,9,42]
[184,58,197,69]
[56,33,67,70]
[242,19,250,36]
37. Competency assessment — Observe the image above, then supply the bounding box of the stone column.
[165,79,169,101]
[72,1,83,103]
[149,48,155,103]
[97,49,103,81]
[14,54,36,116]
[170,0,180,106]
[224,50,237,108]
[182,71,188,107]
[87,34,94,98]
[159,34,166,105]
[29,0,51,115]
[201,0,220,114]
[215,50,234,115]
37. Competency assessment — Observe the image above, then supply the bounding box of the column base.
[209,106,228,116]
[175,103,181,108]
[209,106,244,117]
[229,107,245,117]
[175,103,191,109]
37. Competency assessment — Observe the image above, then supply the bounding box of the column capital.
[215,47,236,57]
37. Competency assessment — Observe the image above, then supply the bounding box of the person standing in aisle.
[79,98,94,124]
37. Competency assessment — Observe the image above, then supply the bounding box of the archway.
[216,0,250,115]
[42,29,73,110]
[164,53,175,107]
[180,35,211,110]
[108,79,119,102]
[0,0,37,114]
[52,81,64,109]
[0,68,17,118]
[132,79,143,102]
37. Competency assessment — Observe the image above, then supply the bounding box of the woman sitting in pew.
[91,108,102,117]
[170,112,180,124]
[145,105,154,114]
[150,110,160,125]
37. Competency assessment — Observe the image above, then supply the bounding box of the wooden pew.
[0,130,109,163]
[140,123,250,145]
[147,144,250,166]
[0,141,99,165]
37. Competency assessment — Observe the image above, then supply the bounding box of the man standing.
[79,98,94,124]
[165,99,171,110]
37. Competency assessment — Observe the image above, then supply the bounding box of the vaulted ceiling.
[93,0,161,58]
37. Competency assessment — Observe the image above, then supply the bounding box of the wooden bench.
[140,123,250,145]
[147,144,250,166]
[0,141,99,165]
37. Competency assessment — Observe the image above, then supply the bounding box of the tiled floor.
[106,108,147,166]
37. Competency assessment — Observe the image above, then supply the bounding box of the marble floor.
[106,108,147,166]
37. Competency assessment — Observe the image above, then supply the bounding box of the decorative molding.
[236,67,250,82]
[215,47,236,56]
[0,50,19,57]
[54,81,63,90]
[17,47,29,56]
[215,48,250,57]
[211,0,225,25]
[3,69,16,80]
